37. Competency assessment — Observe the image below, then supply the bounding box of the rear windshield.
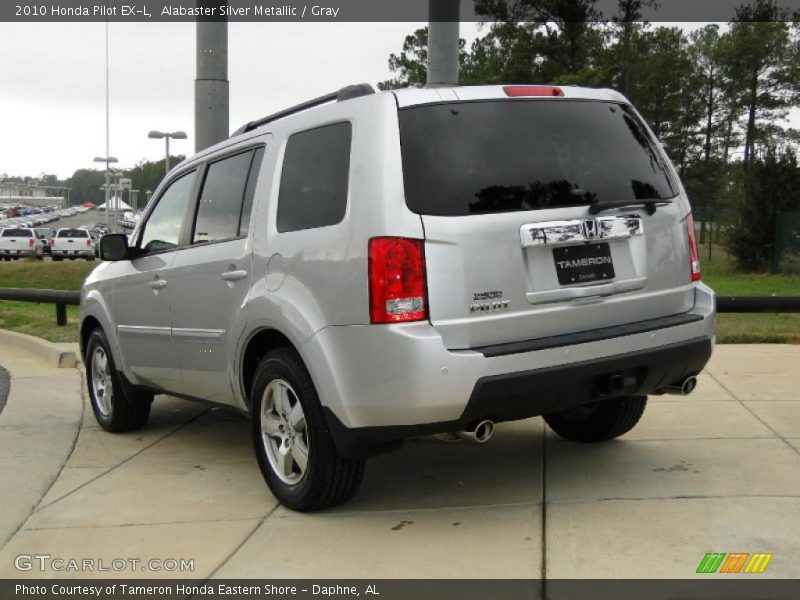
[2,229,31,237]
[399,100,678,216]
[57,229,89,238]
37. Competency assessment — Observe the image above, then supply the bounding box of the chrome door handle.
[148,280,167,290]
[221,269,248,281]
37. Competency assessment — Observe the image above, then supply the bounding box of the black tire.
[52,256,62,262]
[85,328,152,432]
[251,348,365,512]
[544,396,647,443]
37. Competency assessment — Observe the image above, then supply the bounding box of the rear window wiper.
[588,198,673,216]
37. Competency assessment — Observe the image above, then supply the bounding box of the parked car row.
[0,203,92,230]
[0,227,101,261]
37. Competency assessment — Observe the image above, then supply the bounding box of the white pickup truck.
[0,228,42,260]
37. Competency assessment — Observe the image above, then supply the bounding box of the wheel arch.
[79,315,103,358]
[239,327,299,410]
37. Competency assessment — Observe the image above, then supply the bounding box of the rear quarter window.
[276,122,352,233]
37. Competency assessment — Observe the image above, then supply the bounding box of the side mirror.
[99,233,129,261]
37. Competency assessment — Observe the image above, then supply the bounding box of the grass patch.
[0,261,93,343]
[700,243,800,343]
[0,260,96,290]
[0,300,80,343]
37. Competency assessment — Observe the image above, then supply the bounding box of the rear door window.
[239,147,265,237]
[276,122,352,233]
[192,149,258,244]
[399,100,677,216]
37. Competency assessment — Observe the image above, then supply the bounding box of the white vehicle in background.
[51,228,96,261]
[0,227,41,259]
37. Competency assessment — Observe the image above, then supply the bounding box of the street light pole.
[94,155,118,231]
[148,131,188,176]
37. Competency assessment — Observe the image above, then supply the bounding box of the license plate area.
[553,243,615,285]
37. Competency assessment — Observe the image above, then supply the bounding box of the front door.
[111,168,198,390]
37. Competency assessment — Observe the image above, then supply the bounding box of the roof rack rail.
[231,83,375,137]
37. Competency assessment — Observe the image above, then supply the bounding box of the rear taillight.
[503,85,564,97]
[686,214,701,281]
[368,237,428,324]
[28,238,34,247]
[87,238,92,246]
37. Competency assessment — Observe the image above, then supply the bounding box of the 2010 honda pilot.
[81,84,715,511]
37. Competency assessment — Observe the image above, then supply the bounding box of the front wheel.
[251,348,365,511]
[544,396,647,443]
[85,328,153,432]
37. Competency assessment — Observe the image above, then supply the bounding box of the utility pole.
[427,0,460,87]
[195,3,229,152]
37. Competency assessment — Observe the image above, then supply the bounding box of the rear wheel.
[52,256,62,262]
[85,328,152,432]
[544,396,647,443]
[251,348,365,511]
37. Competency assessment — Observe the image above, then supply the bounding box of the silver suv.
[81,84,715,511]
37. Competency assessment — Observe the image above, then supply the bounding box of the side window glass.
[139,170,195,255]
[277,122,352,233]
[239,147,265,237]
[192,150,253,244]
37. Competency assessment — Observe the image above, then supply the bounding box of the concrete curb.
[0,329,77,368]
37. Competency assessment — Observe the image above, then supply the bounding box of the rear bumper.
[52,249,93,257]
[325,336,712,456]
[304,282,715,456]
[1,249,35,257]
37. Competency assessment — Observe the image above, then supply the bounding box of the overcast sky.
[0,21,797,180]
[0,22,485,180]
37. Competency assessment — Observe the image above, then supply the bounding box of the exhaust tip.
[473,420,494,444]
[659,375,699,396]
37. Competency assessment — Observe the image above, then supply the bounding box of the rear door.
[168,146,265,404]
[398,97,694,350]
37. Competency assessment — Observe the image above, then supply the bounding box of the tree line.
[1,155,185,209]
[380,0,800,270]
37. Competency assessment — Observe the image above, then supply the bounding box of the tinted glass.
[277,122,352,233]
[58,229,89,238]
[2,229,31,237]
[57,229,89,238]
[193,151,254,244]
[139,170,196,254]
[239,147,265,237]
[399,100,677,216]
